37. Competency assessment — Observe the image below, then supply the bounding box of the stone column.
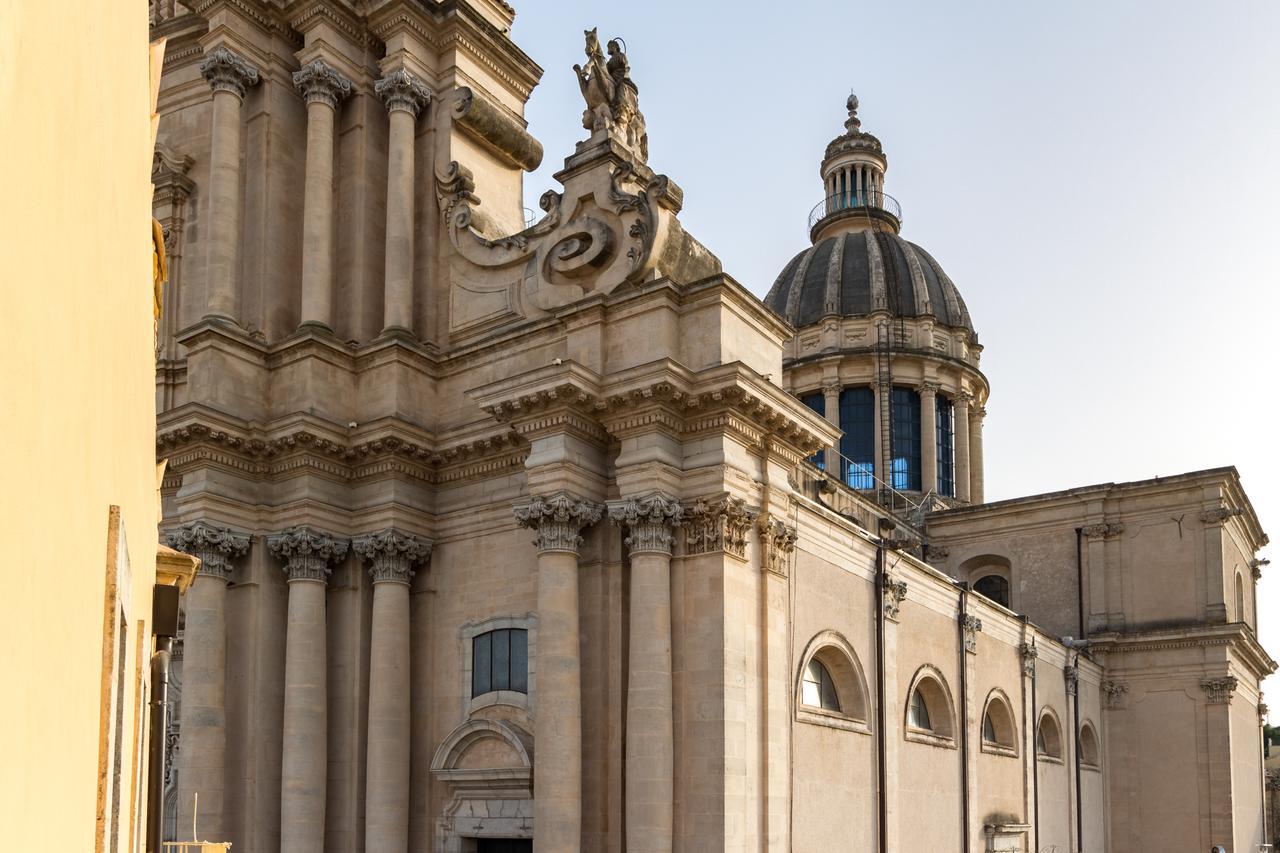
[164,521,250,842]
[969,404,986,504]
[353,529,432,853]
[822,380,842,480]
[267,527,349,853]
[954,391,972,502]
[513,493,603,853]
[608,493,683,853]
[919,383,938,496]
[198,47,259,323]
[293,60,352,332]
[374,70,431,336]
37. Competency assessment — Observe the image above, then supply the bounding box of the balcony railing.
[808,190,902,232]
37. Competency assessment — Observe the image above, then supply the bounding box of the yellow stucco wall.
[0,3,158,850]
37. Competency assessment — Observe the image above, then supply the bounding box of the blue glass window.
[472,628,528,697]
[936,395,955,498]
[800,392,826,470]
[839,387,875,490]
[890,387,921,492]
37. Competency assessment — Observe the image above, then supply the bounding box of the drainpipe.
[146,636,172,853]
[875,531,888,853]
[958,584,972,853]
[1031,643,1039,853]
[1073,652,1084,852]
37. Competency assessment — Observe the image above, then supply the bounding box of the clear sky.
[512,2,1279,694]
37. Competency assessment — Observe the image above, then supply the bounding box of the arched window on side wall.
[1236,572,1247,624]
[981,689,1018,757]
[904,665,956,746]
[1079,721,1101,769]
[1037,708,1063,760]
[839,386,876,490]
[974,574,1010,609]
[890,386,921,491]
[800,392,825,470]
[936,395,955,497]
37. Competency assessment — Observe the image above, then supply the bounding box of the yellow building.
[0,4,194,851]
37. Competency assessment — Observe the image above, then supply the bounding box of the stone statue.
[573,28,648,161]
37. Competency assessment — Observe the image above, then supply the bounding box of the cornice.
[1090,623,1278,679]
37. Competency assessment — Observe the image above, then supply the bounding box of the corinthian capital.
[352,528,432,585]
[293,59,353,110]
[165,520,251,582]
[199,46,260,100]
[514,491,603,555]
[375,69,431,116]
[267,526,349,583]
[608,492,684,556]
[684,494,758,559]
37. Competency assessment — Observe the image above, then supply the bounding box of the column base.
[378,324,416,342]
[297,319,334,335]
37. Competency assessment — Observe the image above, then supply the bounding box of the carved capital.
[1102,680,1129,710]
[267,526,349,583]
[353,528,432,585]
[1200,506,1245,526]
[165,520,251,582]
[293,59,353,110]
[1260,702,1269,725]
[821,378,842,397]
[883,575,908,622]
[1064,664,1079,696]
[375,69,431,116]
[1019,641,1038,677]
[608,492,684,556]
[962,613,983,654]
[684,494,758,560]
[514,491,603,555]
[1082,522,1125,540]
[757,514,798,576]
[199,46,260,100]
[1251,558,1269,581]
[917,381,939,398]
[1201,676,1239,705]
[955,390,974,407]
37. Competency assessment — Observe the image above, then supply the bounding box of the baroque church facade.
[150,2,1273,851]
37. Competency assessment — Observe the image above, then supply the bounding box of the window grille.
[839,387,876,490]
[890,387,921,491]
[936,395,955,497]
[471,628,529,698]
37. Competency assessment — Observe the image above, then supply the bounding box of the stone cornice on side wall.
[1090,622,1278,682]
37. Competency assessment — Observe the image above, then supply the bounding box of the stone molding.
[1082,522,1125,539]
[1200,506,1245,526]
[375,69,431,116]
[1064,664,1079,696]
[267,526,349,583]
[1251,558,1269,581]
[608,492,683,556]
[1019,641,1038,677]
[882,575,908,622]
[757,514,798,577]
[199,46,260,99]
[925,544,949,562]
[513,491,603,555]
[1102,680,1129,710]
[961,613,982,654]
[352,528,433,585]
[1260,702,1269,725]
[165,520,251,581]
[683,494,757,560]
[292,59,353,110]
[1201,676,1238,705]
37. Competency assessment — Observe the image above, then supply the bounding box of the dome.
[763,231,973,332]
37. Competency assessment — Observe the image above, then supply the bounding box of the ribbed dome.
[763,231,973,332]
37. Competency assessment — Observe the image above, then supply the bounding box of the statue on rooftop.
[574,28,648,161]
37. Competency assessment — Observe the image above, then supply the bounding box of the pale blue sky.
[513,2,1279,686]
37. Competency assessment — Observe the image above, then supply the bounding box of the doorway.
[475,840,532,853]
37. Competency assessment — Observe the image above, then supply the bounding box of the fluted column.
[164,521,250,842]
[954,392,972,502]
[513,493,603,853]
[198,47,259,323]
[293,60,352,332]
[969,405,986,504]
[919,383,939,496]
[608,493,683,853]
[375,70,431,336]
[268,528,349,853]
[822,380,842,480]
[353,529,433,853]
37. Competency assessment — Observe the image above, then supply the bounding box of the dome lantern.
[811,94,901,243]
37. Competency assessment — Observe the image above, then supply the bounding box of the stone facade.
[151,3,1272,852]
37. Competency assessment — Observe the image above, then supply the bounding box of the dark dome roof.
[763,231,973,333]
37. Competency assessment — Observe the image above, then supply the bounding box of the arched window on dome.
[799,391,826,471]
[890,387,921,492]
[839,387,875,490]
[974,575,1010,609]
[936,395,955,497]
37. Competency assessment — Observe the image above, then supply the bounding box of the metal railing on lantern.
[797,448,935,517]
[808,189,903,231]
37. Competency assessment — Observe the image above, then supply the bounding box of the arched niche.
[430,718,534,851]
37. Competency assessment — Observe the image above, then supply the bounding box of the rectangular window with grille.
[937,395,955,497]
[800,392,826,470]
[472,628,529,698]
[840,387,876,490]
[890,387,921,491]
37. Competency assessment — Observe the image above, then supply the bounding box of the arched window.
[1236,572,1247,624]
[890,386,922,491]
[1037,708,1063,760]
[974,574,1010,608]
[839,387,876,490]
[800,392,826,470]
[795,632,870,733]
[472,628,529,698]
[981,689,1018,756]
[904,665,956,746]
[1079,721,1100,769]
[936,395,955,497]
